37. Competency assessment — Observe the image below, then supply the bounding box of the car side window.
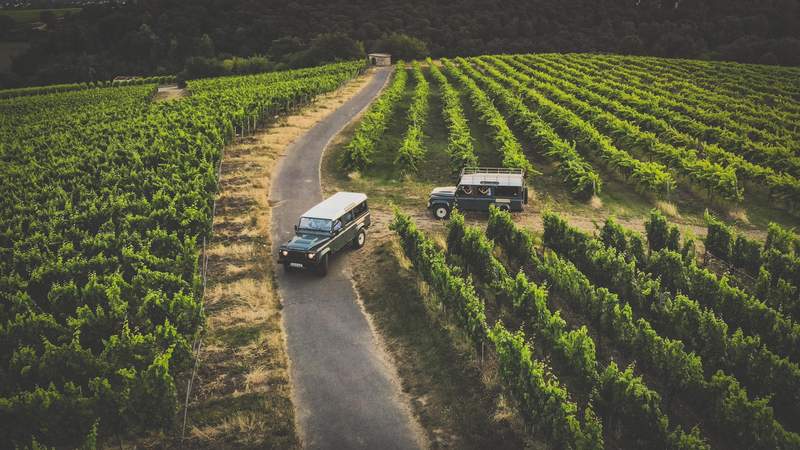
[333,220,343,232]
[342,211,353,224]
[352,201,367,217]
[495,186,520,197]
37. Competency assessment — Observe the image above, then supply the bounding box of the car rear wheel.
[316,254,329,277]
[354,229,366,249]
[433,205,450,220]
[497,204,510,212]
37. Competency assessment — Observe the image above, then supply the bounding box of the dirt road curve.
[269,67,424,449]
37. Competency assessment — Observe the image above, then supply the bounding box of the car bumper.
[278,250,319,267]
[427,200,444,209]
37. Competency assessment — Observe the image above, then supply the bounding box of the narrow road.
[270,67,423,449]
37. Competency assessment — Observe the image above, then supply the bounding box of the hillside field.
[338,55,800,225]
[328,53,800,449]
[1,53,800,449]
[0,60,366,448]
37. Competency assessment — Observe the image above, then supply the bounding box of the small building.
[368,53,391,66]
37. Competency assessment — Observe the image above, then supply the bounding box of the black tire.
[433,204,451,220]
[316,254,329,277]
[353,229,366,249]
[497,204,510,212]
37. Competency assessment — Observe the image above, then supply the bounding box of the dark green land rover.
[428,167,527,219]
[278,192,370,276]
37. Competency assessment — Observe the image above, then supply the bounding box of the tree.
[8,0,800,86]
[773,37,800,65]
[759,52,778,65]
[268,36,304,58]
[181,56,225,79]
[654,31,700,57]
[121,24,158,62]
[355,22,381,41]
[309,32,364,61]
[197,34,215,58]
[619,34,644,55]
[374,33,429,60]
[290,32,365,67]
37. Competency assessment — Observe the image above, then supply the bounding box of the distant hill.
[3,0,799,87]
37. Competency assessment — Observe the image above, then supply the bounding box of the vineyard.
[335,52,800,449]
[4,49,800,448]
[391,205,800,449]
[0,60,365,448]
[0,76,178,100]
[339,54,800,215]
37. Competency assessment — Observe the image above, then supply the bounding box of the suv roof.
[459,167,525,187]
[301,192,367,221]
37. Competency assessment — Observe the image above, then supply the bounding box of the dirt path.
[270,66,426,449]
[154,84,186,102]
[170,69,391,449]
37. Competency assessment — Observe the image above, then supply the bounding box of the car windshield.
[298,217,332,232]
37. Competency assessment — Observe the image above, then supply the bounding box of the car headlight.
[307,252,316,260]
[281,250,288,257]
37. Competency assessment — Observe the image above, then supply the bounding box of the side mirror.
[294,225,298,232]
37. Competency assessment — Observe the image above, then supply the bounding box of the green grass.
[331,62,799,241]
[360,67,414,179]
[0,8,81,24]
[214,323,264,348]
[417,74,457,183]
[325,58,800,449]
[185,391,297,449]
[358,67,457,186]
[328,66,526,209]
[456,82,504,168]
[327,67,458,209]
[352,239,537,449]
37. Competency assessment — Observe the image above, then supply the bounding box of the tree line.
[3,0,799,88]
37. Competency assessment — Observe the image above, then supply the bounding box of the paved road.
[269,67,422,450]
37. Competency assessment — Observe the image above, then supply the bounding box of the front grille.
[286,251,307,262]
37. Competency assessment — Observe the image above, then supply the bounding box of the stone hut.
[368,53,392,66]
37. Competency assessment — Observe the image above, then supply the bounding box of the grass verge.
[116,68,378,449]
[349,234,535,449]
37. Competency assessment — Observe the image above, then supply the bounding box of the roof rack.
[458,167,525,187]
[301,192,368,220]
[461,167,525,176]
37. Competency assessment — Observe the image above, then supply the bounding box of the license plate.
[290,263,304,268]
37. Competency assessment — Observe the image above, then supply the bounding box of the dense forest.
[3,0,800,87]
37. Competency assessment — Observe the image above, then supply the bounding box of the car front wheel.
[354,229,366,249]
[433,205,450,220]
